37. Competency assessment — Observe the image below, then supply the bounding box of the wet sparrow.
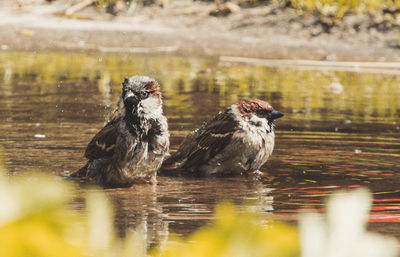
[160,99,283,176]
[71,75,169,187]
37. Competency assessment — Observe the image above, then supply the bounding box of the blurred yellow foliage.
[286,0,400,17]
[0,156,397,257]
[0,174,83,257]
[0,168,299,257]
[155,203,300,257]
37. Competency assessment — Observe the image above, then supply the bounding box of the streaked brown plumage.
[160,99,283,176]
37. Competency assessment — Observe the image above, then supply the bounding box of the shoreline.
[1,3,400,61]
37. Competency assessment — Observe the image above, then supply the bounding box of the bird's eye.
[140,91,149,99]
[256,110,267,116]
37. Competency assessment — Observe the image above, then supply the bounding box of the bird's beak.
[270,110,284,120]
[123,91,135,101]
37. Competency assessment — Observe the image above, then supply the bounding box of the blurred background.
[0,0,400,256]
[1,0,400,60]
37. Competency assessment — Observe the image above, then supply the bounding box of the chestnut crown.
[236,99,283,121]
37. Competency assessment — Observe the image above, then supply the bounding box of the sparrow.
[71,75,169,187]
[160,99,283,176]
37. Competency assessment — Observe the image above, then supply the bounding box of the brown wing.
[84,120,120,160]
[163,110,239,171]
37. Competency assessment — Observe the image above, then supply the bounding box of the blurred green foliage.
[0,173,83,257]
[93,0,400,14]
[155,203,299,257]
[0,163,397,257]
[285,0,400,17]
[0,167,299,257]
[0,151,397,256]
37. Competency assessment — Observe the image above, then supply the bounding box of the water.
[0,51,399,244]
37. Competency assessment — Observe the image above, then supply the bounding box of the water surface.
[0,52,399,244]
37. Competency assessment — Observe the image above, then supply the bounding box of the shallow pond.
[0,52,399,244]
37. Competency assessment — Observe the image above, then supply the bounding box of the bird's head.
[121,75,162,116]
[235,99,283,132]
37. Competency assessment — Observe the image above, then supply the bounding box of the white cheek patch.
[138,96,163,118]
[231,105,271,132]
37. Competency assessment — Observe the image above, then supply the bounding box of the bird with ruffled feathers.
[71,75,169,187]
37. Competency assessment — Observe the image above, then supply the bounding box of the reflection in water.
[105,185,169,247]
[0,52,399,242]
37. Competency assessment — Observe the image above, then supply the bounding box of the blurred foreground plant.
[0,174,82,257]
[0,170,300,257]
[0,164,398,257]
[300,188,399,257]
[154,203,300,257]
[0,173,148,257]
[284,0,400,17]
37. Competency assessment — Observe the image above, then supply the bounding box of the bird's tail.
[158,155,186,175]
[69,163,89,178]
